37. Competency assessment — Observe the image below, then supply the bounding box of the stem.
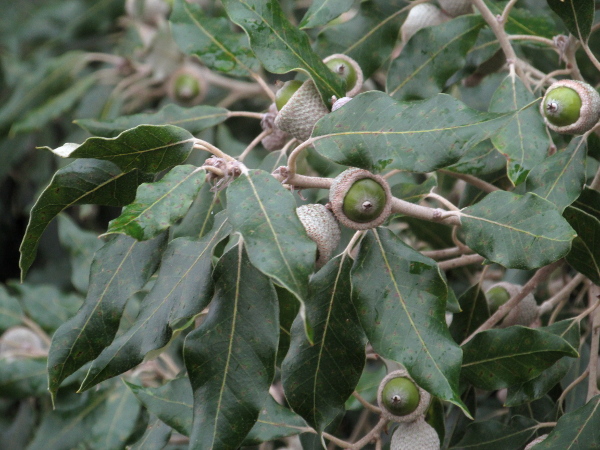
[438,169,500,193]
[349,418,388,450]
[199,67,267,98]
[558,368,588,413]
[272,172,333,189]
[500,0,519,24]
[227,111,265,120]
[344,231,366,259]
[352,391,382,415]
[538,273,586,315]
[508,34,556,48]
[438,254,485,271]
[425,192,460,212]
[391,197,462,226]
[250,72,277,101]
[587,285,600,401]
[462,260,563,345]
[193,139,234,161]
[580,41,600,74]
[422,246,470,260]
[286,137,318,178]
[202,165,225,177]
[238,129,271,162]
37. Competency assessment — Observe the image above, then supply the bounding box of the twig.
[508,34,557,48]
[391,197,462,226]
[425,192,460,212]
[500,0,519,24]
[539,273,586,315]
[587,285,600,401]
[422,246,470,260]
[438,170,500,193]
[438,254,485,271]
[250,72,277,102]
[193,139,235,161]
[238,129,271,162]
[462,260,563,345]
[558,368,588,413]
[348,418,387,450]
[549,280,590,325]
[352,391,382,415]
[227,111,265,120]
[580,41,600,74]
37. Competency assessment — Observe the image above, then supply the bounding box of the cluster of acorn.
[378,369,440,449]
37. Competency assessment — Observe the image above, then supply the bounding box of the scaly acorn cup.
[401,3,450,43]
[166,64,207,105]
[329,168,392,230]
[274,79,330,142]
[377,369,431,423]
[323,54,364,97]
[540,79,600,134]
[437,0,473,17]
[261,103,289,151]
[391,417,441,450]
[296,204,341,269]
[486,282,540,328]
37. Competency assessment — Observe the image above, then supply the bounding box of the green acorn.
[391,417,441,450]
[437,0,473,17]
[540,80,600,134]
[329,168,392,230]
[274,80,330,142]
[378,369,431,423]
[323,54,363,97]
[275,80,303,111]
[167,64,206,105]
[296,204,341,269]
[486,282,539,328]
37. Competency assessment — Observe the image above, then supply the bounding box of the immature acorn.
[274,80,330,142]
[329,168,392,230]
[437,0,473,17]
[166,64,207,105]
[323,54,364,97]
[486,282,540,328]
[296,204,341,269]
[377,369,431,423]
[540,80,600,134]
[401,3,450,43]
[391,417,441,450]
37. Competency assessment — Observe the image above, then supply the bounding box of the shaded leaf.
[20,159,151,280]
[243,396,308,445]
[572,186,600,219]
[461,191,576,270]
[172,184,223,239]
[450,415,538,450]
[450,283,490,345]
[564,205,600,284]
[76,104,229,138]
[0,285,24,332]
[130,415,173,450]
[547,0,594,41]
[183,242,278,449]
[461,326,578,391]
[0,358,47,398]
[170,0,260,77]
[352,228,467,414]
[45,125,194,173]
[390,176,437,204]
[275,285,300,366]
[387,15,484,101]
[446,141,506,177]
[489,73,548,185]
[345,364,387,411]
[222,0,345,103]
[79,216,230,391]
[300,0,354,29]
[313,91,513,173]
[48,233,167,400]
[282,254,365,432]
[534,394,600,449]
[105,165,205,241]
[526,137,586,211]
[487,2,562,39]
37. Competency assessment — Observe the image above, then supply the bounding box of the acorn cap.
[378,368,432,423]
[329,168,392,230]
[261,103,290,151]
[540,80,600,134]
[274,80,330,142]
[166,64,207,105]
[486,282,539,328]
[401,3,450,43]
[524,434,548,450]
[437,0,473,17]
[323,54,364,97]
[296,204,341,269]
[391,417,441,450]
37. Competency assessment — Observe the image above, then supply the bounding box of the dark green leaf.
[226,170,316,322]
[170,0,260,77]
[243,396,308,445]
[78,216,230,391]
[461,326,578,391]
[172,184,223,239]
[183,242,278,449]
[130,416,173,450]
[20,159,152,280]
[526,137,586,211]
[450,283,490,344]
[390,176,437,204]
[282,254,365,432]
[352,228,468,414]
[48,233,167,400]
[461,191,576,270]
[314,1,406,78]
[76,104,229,138]
[313,91,513,173]
[105,165,205,241]
[0,285,24,332]
[222,0,345,103]
[0,358,47,398]
[446,141,506,177]
[387,16,484,101]
[45,125,194,173]
[450,415,538,450]
[534,394,600,449]
[344,364,387,411]
[127,377,193,436]
[487,2,562,39]
[547,0,594,41]
[275,285,300,366]
[572,187,600,220]
[564,205,600,284]
[300,0,354,29]
[489,73,548,185]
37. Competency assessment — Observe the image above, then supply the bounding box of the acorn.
[274,80,330,142]
[437,0,473,17]
[296,204,341,269]
[166,64,207,105]
[377,369,431,423]
[401,3,450,43]
[329,168,392,230]
[323,54,364,97]
[391,417,441,450]
[486,282,540,328]
[540,80,600,134]
[524,434,549,449]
